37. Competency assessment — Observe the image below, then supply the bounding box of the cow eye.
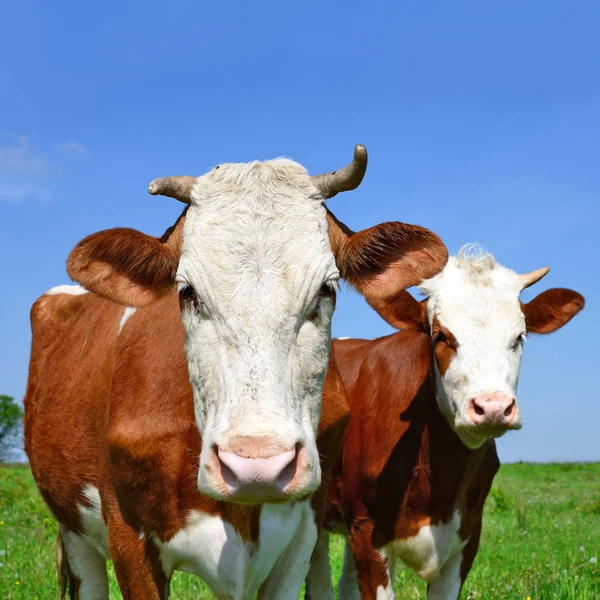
[178,283,210,317]
[319,281,336,297]
[179,283,196,303]
[306,296,324,322]
[511,332,526,351]
[434,330,447,344]
[305,280,336,322]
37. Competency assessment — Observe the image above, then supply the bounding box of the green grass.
[1,463,599,599]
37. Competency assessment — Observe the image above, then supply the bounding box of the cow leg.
[59,525,109,599]
[257,503,319,600]
[337,537,361,600]
[428,520,482,600]
[305,530,334,600]
[427,520,482,600]
[107,513,169,600]
[426,551,463,600]
[343,523,394,600]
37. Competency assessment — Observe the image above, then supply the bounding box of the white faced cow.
[24,146,448,599]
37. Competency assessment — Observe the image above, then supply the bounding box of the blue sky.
[1,1,598,462]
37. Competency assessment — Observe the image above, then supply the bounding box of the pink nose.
[212,436,306,501]
[469,392,517,428]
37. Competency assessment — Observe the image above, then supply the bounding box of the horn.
[311,144,368,199]
[148,176,197,204]
[519,267,550,290]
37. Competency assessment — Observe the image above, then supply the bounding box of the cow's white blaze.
[176,159,338,500]
[421,245,525,448]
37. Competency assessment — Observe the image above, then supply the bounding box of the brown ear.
[327,209,448,300]
[366,291,428,332]
[67,211,186,307]
[522,288,584,334]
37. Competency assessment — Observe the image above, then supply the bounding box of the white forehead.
[420,245,525,337]
[179,158,335,311]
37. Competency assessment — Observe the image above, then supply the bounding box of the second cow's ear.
[327,209,446,328]
[521,288,584,334]
[366,291,428,332]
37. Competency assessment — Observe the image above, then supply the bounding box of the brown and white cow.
[305,245,584,600]
[24,146,448,599]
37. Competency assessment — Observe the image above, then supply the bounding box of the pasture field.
[0,463,598,599]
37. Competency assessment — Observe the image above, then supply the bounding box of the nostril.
[473,402,485,416]
[214,446,239,488]
[276,450,298,489]
[504,400,515,417]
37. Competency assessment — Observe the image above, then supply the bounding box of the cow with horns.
[305,245,584,600]
[24,146,448,599]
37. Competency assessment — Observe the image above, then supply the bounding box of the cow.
[24,145,449,600]
[305,244,584,600]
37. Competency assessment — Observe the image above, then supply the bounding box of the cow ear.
[522,288,584,334]
[327,209,448,301]
[67,211,185,307]
[366,291,428,332]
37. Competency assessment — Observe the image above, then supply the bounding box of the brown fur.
[66,210,186,307]
[365,290,428,332]
[324,333,498,598]
[327,210,448,300]
[522,287,585,334]
[431,314,459,376]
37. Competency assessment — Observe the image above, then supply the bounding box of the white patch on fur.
[118,306,137,334]
[303,531,335,600]
[60,525,109,599]
[176,160,338,498]
[427,551,463,600]
[77,485,109,559]
[420,244,525,448]
[381,510,466,582]
[46,284,88,296]
[376,580,395,599]
[305,532,334,599]
[255,502,319,599]
[57,485,110,598]
[336,337,351,340]
[155,501,315,599]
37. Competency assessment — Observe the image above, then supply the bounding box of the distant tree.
[0,395,23,462]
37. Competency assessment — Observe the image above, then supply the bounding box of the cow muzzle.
[198,435,320,503]
[467,391,521,434]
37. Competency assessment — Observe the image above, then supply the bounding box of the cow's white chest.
[155,502,309,599]
[381,510,466,581]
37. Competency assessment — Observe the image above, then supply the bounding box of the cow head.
[67,146,447,502]
[369,245,584,450]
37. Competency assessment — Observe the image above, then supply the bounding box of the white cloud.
[53,141,88,154]
[0,182,52,203]
[0,134,85,203]
[0,135,59,177]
